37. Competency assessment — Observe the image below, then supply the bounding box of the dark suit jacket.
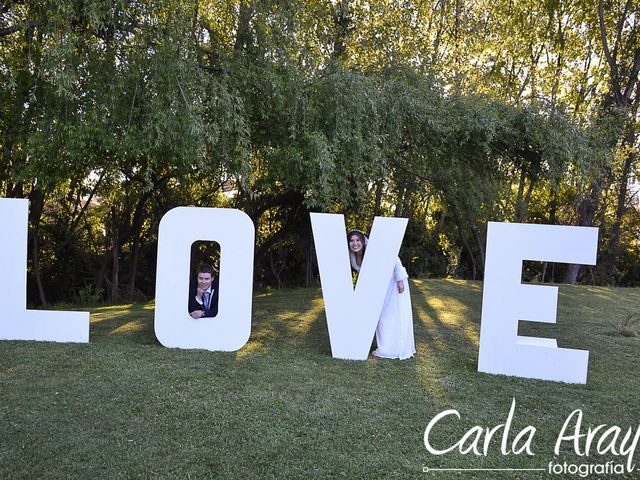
[188,276,219,317]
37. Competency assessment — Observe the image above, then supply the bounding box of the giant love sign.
[0,198,599,383]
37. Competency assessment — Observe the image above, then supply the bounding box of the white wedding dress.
[372,258,416,359]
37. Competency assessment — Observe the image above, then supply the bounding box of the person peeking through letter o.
[188,263,219,319]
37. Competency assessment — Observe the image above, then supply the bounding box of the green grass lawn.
[1,280,639,479]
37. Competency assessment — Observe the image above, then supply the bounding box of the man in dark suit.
[188,263,219,318]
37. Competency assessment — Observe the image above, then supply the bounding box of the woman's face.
[349,234,364,254]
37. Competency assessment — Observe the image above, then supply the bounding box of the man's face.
[197,272,213,291]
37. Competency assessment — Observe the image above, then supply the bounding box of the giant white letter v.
[310,213,407,360]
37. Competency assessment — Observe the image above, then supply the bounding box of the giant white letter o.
[154,207,254,351]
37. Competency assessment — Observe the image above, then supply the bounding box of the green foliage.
[0,0,638,300]
[74,283,104,307]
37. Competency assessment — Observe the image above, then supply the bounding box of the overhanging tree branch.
[623,47,640,100]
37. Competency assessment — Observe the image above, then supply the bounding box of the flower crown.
[347,229,369,246]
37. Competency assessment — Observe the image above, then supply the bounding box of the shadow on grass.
[237,289,332,360]
[406,279,485,401]
[90,302,157,345]
[412,280,482,361]
[88,290,334,357]
[87,281,485,365]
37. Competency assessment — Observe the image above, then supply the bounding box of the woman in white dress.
[347,230,416,359]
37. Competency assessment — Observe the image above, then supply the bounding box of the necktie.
[203,291,211,310]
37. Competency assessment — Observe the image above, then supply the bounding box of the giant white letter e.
[478,222,598,383]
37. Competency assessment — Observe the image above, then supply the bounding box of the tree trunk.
[95,249,113,297]
[437,211,446,233]
[542,194,558,283]
[371,179,383,220]
[32,231,47,306]
[394,186,406,217]
[331,0,352,61]
[127,233,140,298]
[563,184,601,284]
[470,224,485,275]
[564,264,581,285]
[305,232,315,287]
[234,0,253,53]
[611,150,634,242]
[111,206,120,303]
[603,148,634,276]
[515,168,527,222]
[420,194,431,232]
[269,251,283,289]
[124,192,151,298]
[29,189,47,306]
[456,217,476,280]
[603,95,639,276]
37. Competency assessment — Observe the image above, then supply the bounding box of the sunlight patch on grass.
[108,321,146,335]
[237,317,282,359]
[411,281,482,399]
[254,291,274,298]
[286,298,325,335]
[237,323,281,358]
[237,297,326,360]
[93,304,136,312]
[414,355,449,400]
[235,340,266,359]
[422,296,469,323]
[90,307,134,324]
[414,280,482,342]
[415,296,479,348]
[90,314,132,324]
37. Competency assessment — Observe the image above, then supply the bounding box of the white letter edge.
[0,198,89,342]
[310,213,407,360]
[478,222,598,383]
[154,207,254,351]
